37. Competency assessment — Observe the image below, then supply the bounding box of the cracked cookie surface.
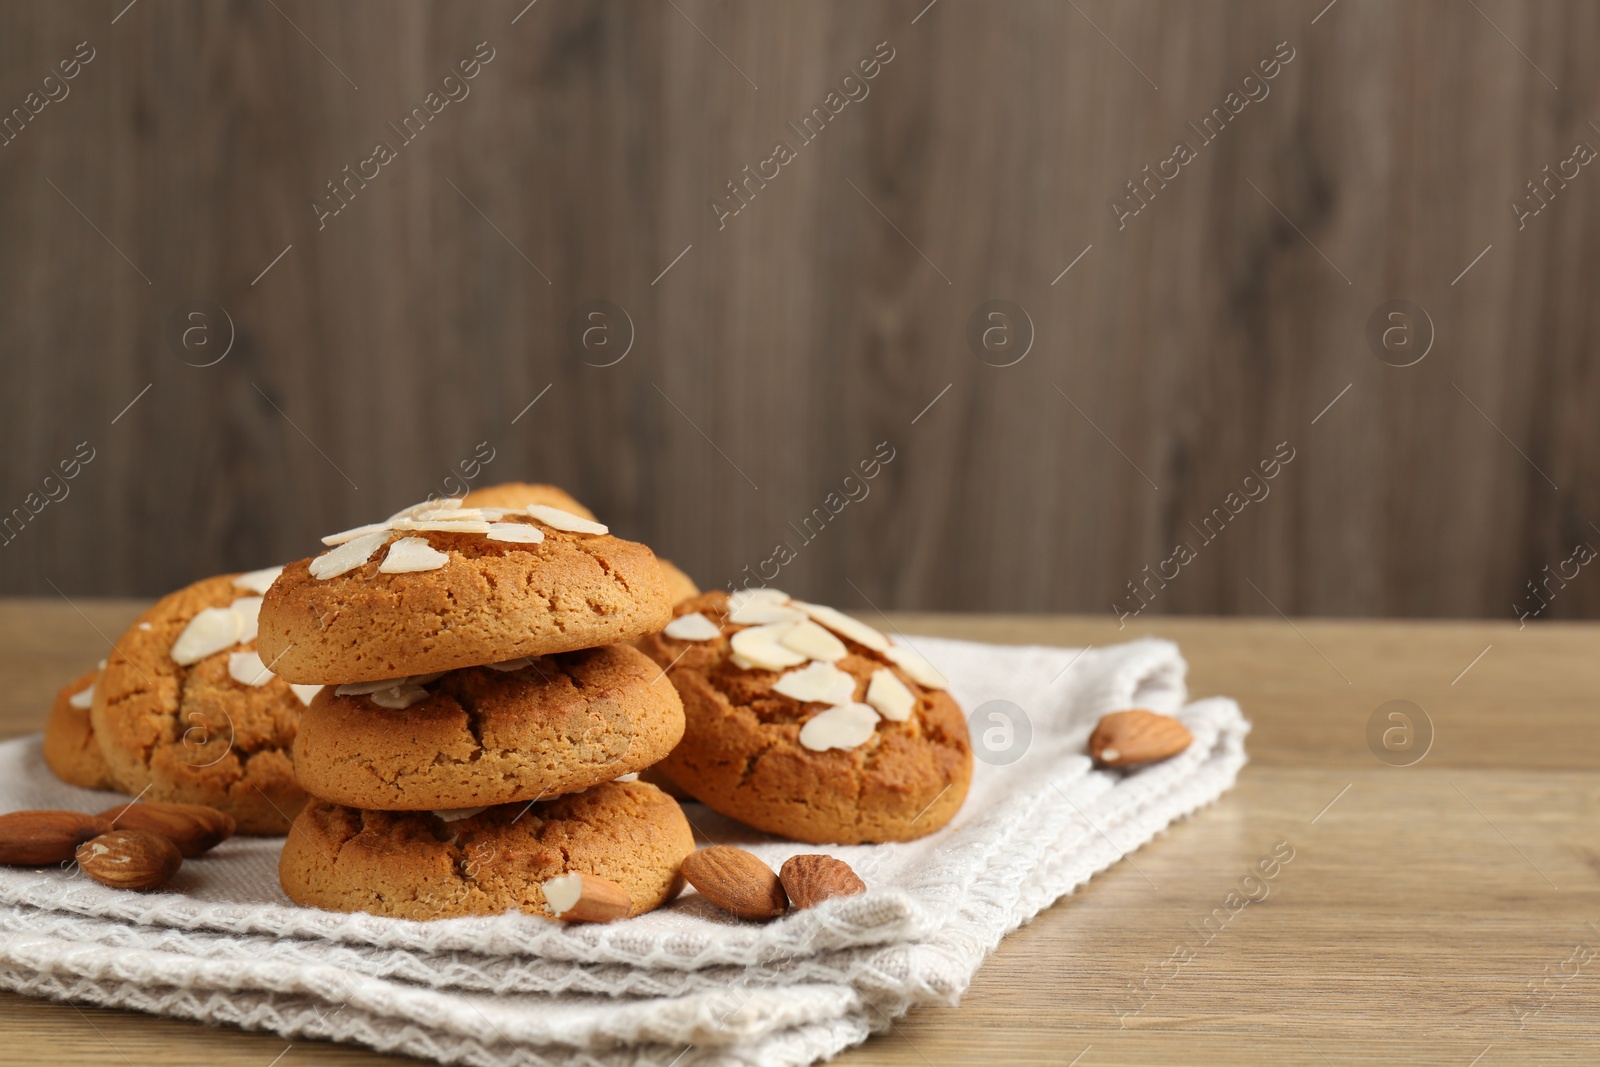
[257,525,672,685]
[638,592,972,844]
[278,780,693,920]
[292,644,685,810]
[90,575,308,835]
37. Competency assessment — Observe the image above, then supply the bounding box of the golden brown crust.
[657,560,701,605]
[461,482,594,519]
[278,781,693,920]
[638,592,972,845]
[43,670,116,792]
[292,645,685,810]
[89,576,309,835]
[257,526,672,685]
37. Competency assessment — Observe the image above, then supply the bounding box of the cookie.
[43,669,116,791]
[657,559,701,605]
[258,505,672,685]
[638,591,971,844]
[279,780,693,920]
[292,644,685,810]
[462,482,595,519]
[91,573,315,835]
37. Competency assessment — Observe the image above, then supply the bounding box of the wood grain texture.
[2,602,1597,1064]
[1,1,1597,622]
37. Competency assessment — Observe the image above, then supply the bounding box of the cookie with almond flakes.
[279,780,693,920]
[90,571,315,835]
[291,644,684,810]
[637,590,971,844]
[257,502,672,684]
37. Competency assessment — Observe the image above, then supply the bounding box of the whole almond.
[75,830,183,891]
[779,854,866,909]
[98,802,235,857]
[542,871,633,923]
[0,810,114,865]
[681,845,788,920]
[1090,709,1193,767]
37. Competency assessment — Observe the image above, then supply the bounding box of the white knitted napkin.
[0,636,1249,1065]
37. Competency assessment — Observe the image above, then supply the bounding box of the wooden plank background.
[1,0,1595,619]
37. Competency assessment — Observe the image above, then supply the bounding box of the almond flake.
[798,703,880,751]
[227,650,274,687]
[485,522,544,543]
[230,596,263,643]
[290,683,323,707]
[390,519,495,535]
[379,536,450,573]
[232,566,283,594]
[387,498,457,523]
[728,587,790,612]
[865,668,915,721]
[772,662,857,705]
[793,602,891,653]
[68,683,95,710]
[369,683,431,709]
[884,644,949,689]
[171,607,243,665]
[432,806,487,823]
[727,600,805,625]
[664,612,721,641]
[321,521,394,547]
[728,624,808,671]
[485,657,533,672]
[525,504,609,535]
[413,507,497,522]
[310,530,392,579]
[779,620,848,663]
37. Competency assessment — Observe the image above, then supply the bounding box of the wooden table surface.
[2,600,1596,1065]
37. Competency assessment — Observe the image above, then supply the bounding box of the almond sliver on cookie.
[865,668,915,721]
[728,587,790,613]
[230,596,263,643]
[792,602,891,652]
[884,643,949,689]
[773,662,857,705]
[321,521,394,547]
[727,599,804,625]
[290,683,323,706]
[232,565,283,594]
[664,612,722,641]
[368,683,431,709]
[484,522,544,543]
[170,606,242,665]
[729,624,808,671]
[227,650,274,688]
[779,620,848,663]
[525,504,608,535]
[310,529,392,578]
[379,536,450,573]
[798,703,880,751]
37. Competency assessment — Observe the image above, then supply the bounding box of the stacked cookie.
[258,490,694,921]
